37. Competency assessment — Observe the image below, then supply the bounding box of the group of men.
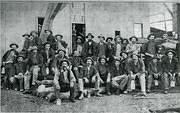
[1,29,180,104]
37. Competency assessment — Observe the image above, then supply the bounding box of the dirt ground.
[1,88,180,113]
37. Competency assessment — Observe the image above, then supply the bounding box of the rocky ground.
[1,88,180,113]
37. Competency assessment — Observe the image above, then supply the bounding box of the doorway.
[72,23,86,49]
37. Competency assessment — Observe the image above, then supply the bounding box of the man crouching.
[53,59,76,103]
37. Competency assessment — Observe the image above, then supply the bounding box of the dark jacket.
[47,35,57,50]
[96,42,107,57]
[82,65,97,80]
[26,52,43,70]
[23,37,42,51]
[110,65,124,78]
[127,60,145,74]
[14,62,26,74]
[106,43,115,58]
[41,48,55,64]
[148,60,162,75]
[96,63,109,80]
[53,55,68,68]
[69,56,85,68]
[2,49,18,64]
[162,56,179,74]
[82,40,97,58]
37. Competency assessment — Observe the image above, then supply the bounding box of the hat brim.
[22,34,30,37]
[10,44,19,48]
[86,35,94,38]
[106,37,113,42]
[57,49,66,54]
[165,50,176,56]
[129,37,138,41]
[55,35,63,38]
[59,59,70,66]
[85,57,94,64]
[98,57,107,63]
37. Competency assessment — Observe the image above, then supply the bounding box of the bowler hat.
[22,33,30,37]
[10,43,19,48]
[85,57,94,64]
[57,49,66,54]
[147,34,156,40]
[98,56,107,63]
[129,36,138,41]
[30,30,38,36]
[86,33,94,38]
[98,34,105,40]
[55,34,63,38]
[76,36,83,42]
[44,30,53,34]
[165,49,176,56]
[59,59,70,66]
[106,37,113,42]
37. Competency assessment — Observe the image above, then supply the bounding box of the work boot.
[106,83,111,96]
[69,87,76,103]
[115,89,120,95]
[78,91,84,100]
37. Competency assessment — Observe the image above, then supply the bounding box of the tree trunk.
[39,3,66,42]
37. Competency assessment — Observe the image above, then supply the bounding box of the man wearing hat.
[106,37,115,65]
[55,34,68,55]
[78,57,101,99]
[96,56,111,95]
[26,46,43,86]
[126,54,146,96]
[161,49,180,94]
[45,30,57,51]
[30,30,43,51]
[72,35,84,57]
[141,34,157,69]
[13,54,26,91]
[41,42,55,79]
[126,36,140,55]
[82,33,97,59]
[96,34,107,57]
[53,59,76,103]
[122,39,129,51]
[53,49,68,69]
[113,35,123,60]
[147,56,163,93]
[110,59,129,95]
[2,43,19,89]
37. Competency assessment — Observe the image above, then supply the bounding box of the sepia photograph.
[0,0,180,112]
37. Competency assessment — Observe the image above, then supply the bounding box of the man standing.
[54,59,76,103]
[82,33,97,60]
[26,46,43,86]
[30,30,43,51]
[106,37,115,65]
[41,42,55,79]
[2,43,19,89]
[141,34,157,69]
[113,35,123,60]
[96,34,107,58]
[72,36,84,57]
[45,30,57,51]
[126,36,140,55]
[162,50,180,94]
[55,34,68,55]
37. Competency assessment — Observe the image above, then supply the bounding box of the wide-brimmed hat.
[43,41,51,46]
[17,54,25,59]
[44,30,53,34]
[114,35,123,42]
[76,36,83,42]
[55,34,63,38]
[31,46,38,50]
[30,30,38,36]
[147,34,156,40]
[98,34,105,40]
[57,49,66,54]
[85,57,94,64]
[106,37,113,42]
[98,56,107,63]
[122,39,129,44]
[10,43,19,48]
[165,49,176,56]
[86,33,94,38]
[59,59,70,66]
[22,33,30,37]
[120,51,128,56]
[129,36,138,41]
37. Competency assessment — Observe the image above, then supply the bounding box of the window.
[134,23,143,38]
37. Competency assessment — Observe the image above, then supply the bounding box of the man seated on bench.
[78,57,102,100]
[162,49,180,94]
[53,59,76,103]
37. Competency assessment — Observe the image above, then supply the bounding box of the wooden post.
[173,3,180,34]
